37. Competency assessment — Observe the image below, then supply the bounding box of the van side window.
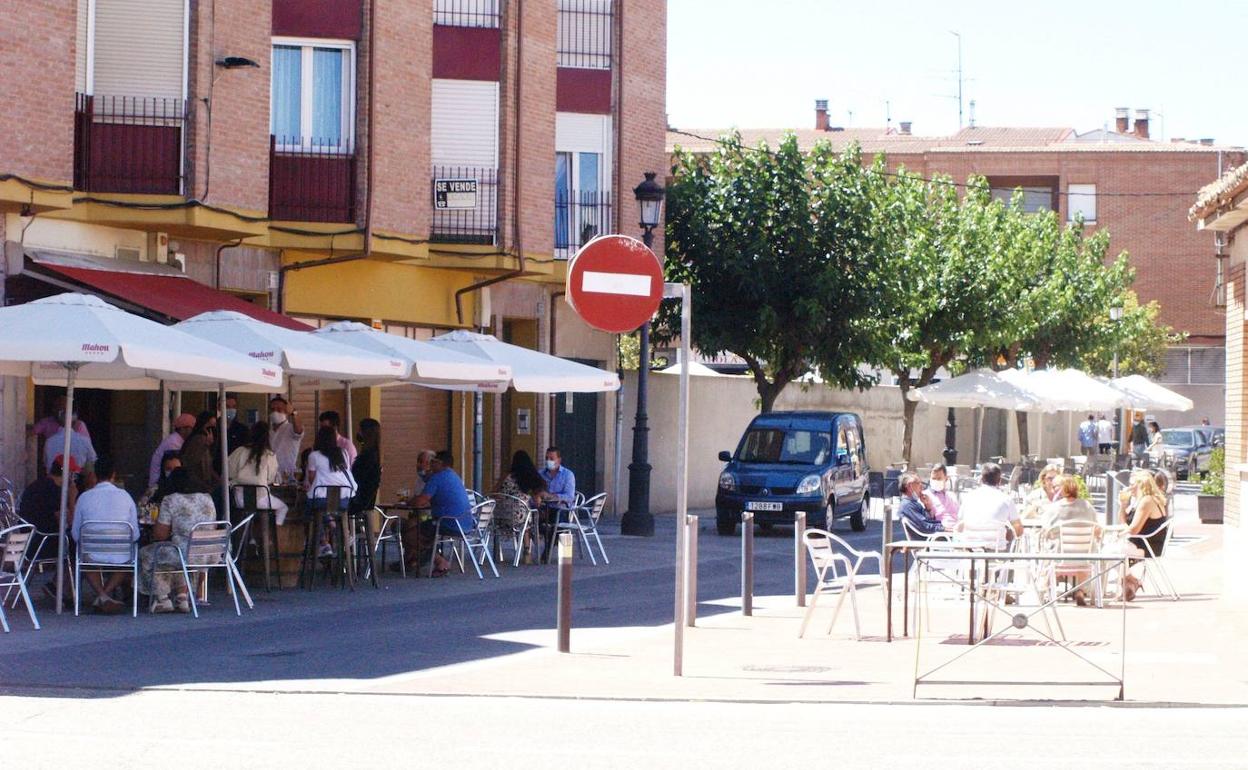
[836,422,852,465]
[843,416,864,475]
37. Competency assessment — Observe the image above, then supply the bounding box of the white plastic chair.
[75,520,139,617]
[1135,518,1180,600]
[798,528,882,640]
[0,523,39,631]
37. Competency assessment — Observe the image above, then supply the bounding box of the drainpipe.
[213,239,241,290]
[363,0,377,256]
[454,0,524,324]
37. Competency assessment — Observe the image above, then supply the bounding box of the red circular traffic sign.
[565,234,663,334]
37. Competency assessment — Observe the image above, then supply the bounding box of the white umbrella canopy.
[0,293,285,612]
[173,311,405,389]
[311,321,511,391]
[425,330,620,393]
[1107,374,1194,412]
[657,361,737,377]
[1000,368,1130,412]
[906,368,1044,411]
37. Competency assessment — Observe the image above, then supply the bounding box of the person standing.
[268,397,304,479]
[148,413,195,487]
[349,418,382,515]
[43,410,97,476]
[1096,413,1114,455]
[1130,414,1149,465]
[318,410,358,466]
[1078,414,1098,456]
[224,394,249,454]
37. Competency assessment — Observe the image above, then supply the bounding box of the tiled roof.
[667,125,1238,156]
[1190,163,1248,220]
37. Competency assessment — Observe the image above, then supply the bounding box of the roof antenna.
[885,100,892,133]
[968,99,976,128]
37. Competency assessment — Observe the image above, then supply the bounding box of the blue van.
[715,411,870,536]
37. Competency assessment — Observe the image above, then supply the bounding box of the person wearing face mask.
[924,464,960,529]
[224,394,249,454]
[538,447,576,563]
[179,411,220,495]
[897,472,945,537]
[268,396,304,479]
[148,413,195,487]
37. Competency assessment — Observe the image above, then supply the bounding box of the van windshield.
[737,428,832,465]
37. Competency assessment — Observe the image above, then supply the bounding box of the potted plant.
[1198,446,1225,524]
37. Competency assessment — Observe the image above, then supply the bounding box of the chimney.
[815,99,829,131]
[1133,108,1150,139]
[1115,107,1130,134]
[899,121,912,136]
[1200,138,1215,146]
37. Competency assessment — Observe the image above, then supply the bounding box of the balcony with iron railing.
[268,136,357,223]
[431,166,499,245]
[73,93,187,195]
[557,0,613,69]
[433,0,501,28]
[555,190,612,258]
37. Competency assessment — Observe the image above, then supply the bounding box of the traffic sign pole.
[665,282,691,676]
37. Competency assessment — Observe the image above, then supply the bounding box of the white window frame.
[271,37,357,153]
[1068,183,1097,224]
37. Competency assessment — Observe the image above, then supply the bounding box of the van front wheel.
[850,499,868,532]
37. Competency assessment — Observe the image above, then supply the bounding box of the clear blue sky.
[667,0,1248,147]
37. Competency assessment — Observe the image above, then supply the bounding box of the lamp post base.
[621,460,654,536]
[620,510,655,537]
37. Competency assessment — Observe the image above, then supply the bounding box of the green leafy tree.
[663,133,881,412]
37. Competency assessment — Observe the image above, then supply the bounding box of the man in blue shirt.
[413,451,474,576]
[1078,414,1098,455]
[539,447,577,562]
[896,472,945,538]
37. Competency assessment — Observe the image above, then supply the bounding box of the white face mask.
[930,479,946,492]
[546,460,558,471]
[269,411,287,426]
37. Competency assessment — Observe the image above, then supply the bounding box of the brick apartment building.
[0,0,666,502]
[668,103,1245,427]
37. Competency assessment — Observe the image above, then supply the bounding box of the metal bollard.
[556,532,573,653]
[686,514,698,627]
[794,510,807,607]
[741,511,754,616]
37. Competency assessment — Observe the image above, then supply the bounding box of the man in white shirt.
[268,396,304,478]
[44,414,97,475]
[1096,414,1114,455]
[71,457,138,615]
[958,463,1022,547]
[147,412,195,487]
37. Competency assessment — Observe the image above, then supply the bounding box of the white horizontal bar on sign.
[582,271,652,297]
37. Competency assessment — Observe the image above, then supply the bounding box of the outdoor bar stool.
[345,503,380,588]
[0,523,39,632]
[232,484,281,591]
[298,486,353,590]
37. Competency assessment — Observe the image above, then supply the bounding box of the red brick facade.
[0,2,75,183]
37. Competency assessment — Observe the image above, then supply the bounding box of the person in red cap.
[19,454,80,605]
[148,413,196,488]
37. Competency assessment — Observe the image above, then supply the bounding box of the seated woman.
[492,450,547,562]
[1021,463,1062,519]
[923,463,959,529]
[138,468,216,614]
[138,451,182,511]
[228,422,289,525]
[1114,470,1170,600]
[1041,475,1097,529]
[305,425,357,558]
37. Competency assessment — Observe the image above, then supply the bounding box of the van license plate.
[746,501,783,511]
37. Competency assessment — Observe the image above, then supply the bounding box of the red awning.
[34,263,312,331]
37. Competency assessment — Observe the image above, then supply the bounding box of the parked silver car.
[1152,426,1214,480]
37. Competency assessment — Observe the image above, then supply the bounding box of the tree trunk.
[902,396,918,464]
[758,380,784,413]
[1015,410,1030,459]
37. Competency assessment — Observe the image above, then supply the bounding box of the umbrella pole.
[473,391,483,494]
[219,383,230,523]
[55,365,78,614]
[343,381,353,447]
[975,407,983,466]
[160,381,170,437]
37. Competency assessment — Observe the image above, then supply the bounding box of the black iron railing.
[73,93,187,194]
[269,135,357,223]
[431,165,499,245]
[555,190,612,256]
[557,0,613,69]
[434,0,501,28]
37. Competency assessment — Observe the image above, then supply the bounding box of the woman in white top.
[305,425,356,558]
[228,422,289,525]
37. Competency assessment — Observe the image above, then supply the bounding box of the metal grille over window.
[1159,346,1226,385]
[434,0,501,28]
[73,93,187,195]
[431,166,499,245]
[557,0,613,69]
[555,190,612,257]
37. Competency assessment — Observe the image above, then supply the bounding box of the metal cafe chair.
[151,520,243,617]
[0,523,39,632]
[798,528,883,640]
[372,506,406,578]
[554,492,610,565]
[75,520,139,617]
[428,502,500,580]
[492,493,537,567]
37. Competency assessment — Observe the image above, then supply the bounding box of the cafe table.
[884,538,982,642]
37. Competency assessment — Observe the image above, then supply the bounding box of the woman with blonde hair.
[1041,475,1097,529]
[1116,470,1170,600]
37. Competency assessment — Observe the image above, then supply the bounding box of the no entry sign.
[565,234,664,334]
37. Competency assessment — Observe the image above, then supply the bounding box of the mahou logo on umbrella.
[80,343,111,356]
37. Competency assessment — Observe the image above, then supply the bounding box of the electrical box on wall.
[146,232,169,263]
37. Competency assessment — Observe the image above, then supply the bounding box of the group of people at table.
[18,394,584,615]
[896,461,1170,604]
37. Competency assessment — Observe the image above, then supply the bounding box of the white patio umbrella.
[310,321,512,390]
[0,293,283,611]
[657,361,736,377]
[425,330,621,393]
[1000,368,1131,457]
[907,369,1046,464]
[1107,374,1194,412]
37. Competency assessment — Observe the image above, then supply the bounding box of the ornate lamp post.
[621,172,666,537]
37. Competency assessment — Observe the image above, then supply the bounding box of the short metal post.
[741,511,754,616]
[557,532,573,653]
[685,514,698,627]
[794,510,807,607]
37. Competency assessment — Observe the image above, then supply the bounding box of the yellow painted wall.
[282,257,479,327]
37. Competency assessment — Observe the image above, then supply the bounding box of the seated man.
[897,472,944,537]
[957,462,1022,546]
[411,451,475,576]
[19,455,79,603]
[70,457,139,615]
[539,446,576,563]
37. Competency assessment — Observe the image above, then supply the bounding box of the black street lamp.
[621,172,665,537]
